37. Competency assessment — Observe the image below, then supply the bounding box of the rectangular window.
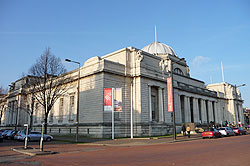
[151,87,159,122]
[58,98,64,123]
[69,96,75,122]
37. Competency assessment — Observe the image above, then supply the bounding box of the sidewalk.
[12,133,202,156]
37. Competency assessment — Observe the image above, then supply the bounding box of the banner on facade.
[167,77,173,112]
[114,88,122,112]
[104,88,122,112]
[104,88,113,111]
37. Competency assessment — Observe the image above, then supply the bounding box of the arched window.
[174,68,184,75]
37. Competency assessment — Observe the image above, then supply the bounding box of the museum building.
[0,41,245,138]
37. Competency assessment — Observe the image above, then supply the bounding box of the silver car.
[218,127,235,136]
[19,131,53,142]
[29,131,53,142]
[14,130,25,140]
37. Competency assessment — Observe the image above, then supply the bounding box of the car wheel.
[46,137,52,142]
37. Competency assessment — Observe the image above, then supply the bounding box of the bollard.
[24,124,29,149]
[40,123,44,151]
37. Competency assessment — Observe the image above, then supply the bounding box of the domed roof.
[142,42,177,56]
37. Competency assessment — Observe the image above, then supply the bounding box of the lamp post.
[234,84,246,126]
[65,59,80,143]
[169,58,185,141]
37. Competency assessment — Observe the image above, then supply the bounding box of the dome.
[142,42,177,56]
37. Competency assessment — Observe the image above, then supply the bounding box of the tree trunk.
[30,95,35,129]
[44,114,48,134]
[29,114,33,129]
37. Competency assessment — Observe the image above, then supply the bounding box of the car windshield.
[219,128,225,130]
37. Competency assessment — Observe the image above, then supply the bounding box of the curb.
[12,147,57,156]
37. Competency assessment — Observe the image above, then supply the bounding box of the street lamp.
[169,58,185,141]
[235,83,246,125]
[65,59,80,143]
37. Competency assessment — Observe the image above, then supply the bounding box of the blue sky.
[0,0,250,106]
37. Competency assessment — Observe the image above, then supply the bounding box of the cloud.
[192,56,210,67]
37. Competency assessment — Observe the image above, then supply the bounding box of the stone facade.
[0,42,245,138]
[207,83,245,125]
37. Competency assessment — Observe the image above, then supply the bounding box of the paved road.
[1,135,250,166]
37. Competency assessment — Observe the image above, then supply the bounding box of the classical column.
[12,102,16,125]
[5,107,9,125]
[184,96,191,123]
[214,102,221,125]
[158,88,164,122]
[200,99,207,124]
[175,94,182,124]
[148,86,152,121]
[238,104,244,123]
[193,98,199,123]
[208,101,214,122]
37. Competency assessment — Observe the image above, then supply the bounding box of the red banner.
[104,88,113,111]
[167,77,173,112]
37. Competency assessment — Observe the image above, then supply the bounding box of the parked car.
[19,131,53,142]
[2,129,13,138]
[4,130,16,139]
[14,130,26,141]
[218,127,235,136]
[6,130,18,140]
[202,128,221,138]
[233,127,247,135]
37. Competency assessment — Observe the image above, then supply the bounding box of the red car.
[202,128,221,138]
[233,127,247,135]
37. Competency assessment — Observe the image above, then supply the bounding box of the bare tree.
[0,86,8,94]
[28,47,70,133]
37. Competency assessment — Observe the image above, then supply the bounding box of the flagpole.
[155,25,157,55]
[221,61,225,82]
[131,81,133,139]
